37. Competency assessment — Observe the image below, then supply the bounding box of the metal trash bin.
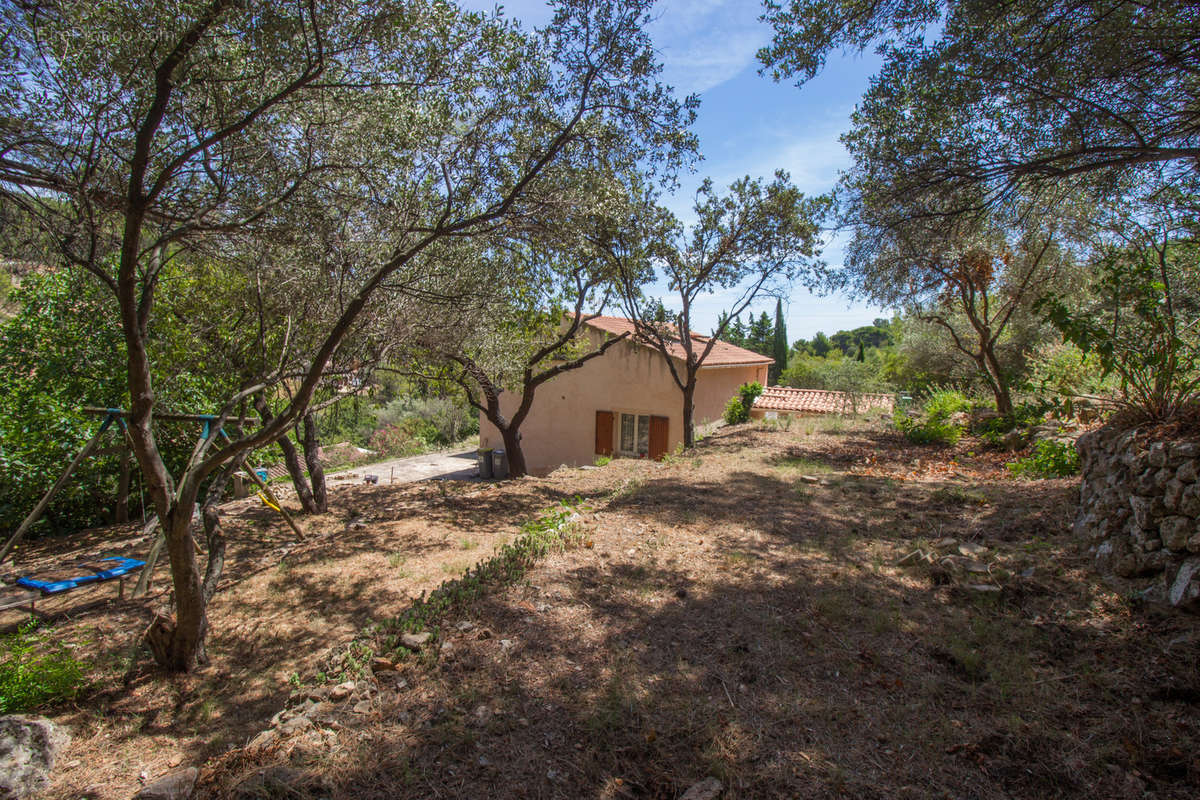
[492,448,509,480]
[477,448,494,479]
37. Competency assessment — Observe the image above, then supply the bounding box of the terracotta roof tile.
[753,386,894,414]
[582,315,773,367]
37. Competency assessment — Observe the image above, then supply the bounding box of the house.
[750,386,895,418]
[477,316,771,474]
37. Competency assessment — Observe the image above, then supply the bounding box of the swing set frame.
[0,406,303,604]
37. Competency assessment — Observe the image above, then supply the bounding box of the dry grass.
[7,419,1199,799]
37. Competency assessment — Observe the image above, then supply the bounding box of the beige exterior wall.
[478,328,768,474]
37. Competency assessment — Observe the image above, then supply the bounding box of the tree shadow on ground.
[196,429,1199,800]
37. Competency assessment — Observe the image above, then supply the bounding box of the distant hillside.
[1,259,49,320]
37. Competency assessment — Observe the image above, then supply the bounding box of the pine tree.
[748,311,773,355]
[771,298,788,384]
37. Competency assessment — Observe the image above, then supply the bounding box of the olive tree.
[606,173,825,447]
[0,0,694,671]
[760,0,1200,220]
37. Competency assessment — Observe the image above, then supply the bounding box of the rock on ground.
[0,715,70,800]
[679,777,723,800]
[133,767,198,800]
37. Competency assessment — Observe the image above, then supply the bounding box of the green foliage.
[0,622,85,713]
[724,381,764,424]
[1041,225,1200,420]
[895,389,972,446]
[723,396,747,425]
[895,415,962,446]
[373,396,478,448]
[1008,440,1081,478]
[0,270,231,533]
[1025,341,1110,400]
[593,455,612,466]
[922,389,971,422]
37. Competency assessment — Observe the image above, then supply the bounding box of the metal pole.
[243,465,306,541]
[0,414,115,566]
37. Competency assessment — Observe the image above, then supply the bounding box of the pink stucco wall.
[478,328,768,474]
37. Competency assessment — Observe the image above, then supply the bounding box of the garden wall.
[1075,425,1200,610]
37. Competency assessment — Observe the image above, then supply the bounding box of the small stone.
[1168,558,1200,608]
[401,632,432,648]
[896,550,926,567]
[249,729,279,750]
[966,584,1001,593]
[1148,441,1168,467]
[933,537,958,550]
[799,474,820,484]
[278,715,313,735]
[329,681,355,701]
[455,620,475,632]
[370,657,395,673]
[1179,484,1200,517]
[133,767,198,800]
[1177,460,1198,483]
[499,639,514,650]
[1164,479,1185,511]
[1130,495,1156,528]
[680,777,724,800]
[1018,567,1035,578]
[958,542,987,557]
[440,640,455,654]
[352,700,373,715]
[472,704,493,726]
[1159,516,1192,551]
[963,560,990,574]
[1173,442,1200,461]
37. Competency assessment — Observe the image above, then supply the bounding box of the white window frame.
[616,411,652,458]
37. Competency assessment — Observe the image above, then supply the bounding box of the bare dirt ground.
[6,418,1199,799]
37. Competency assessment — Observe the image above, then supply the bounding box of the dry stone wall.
[1075,425,1200,609]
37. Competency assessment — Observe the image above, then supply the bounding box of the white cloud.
[648,1,770,96]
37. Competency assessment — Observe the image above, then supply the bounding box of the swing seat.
[15,556,145,594]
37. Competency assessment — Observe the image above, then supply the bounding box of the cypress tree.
[771,298,788,384]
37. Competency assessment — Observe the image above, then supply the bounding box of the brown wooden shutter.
[595,411,614,456]
[648,415,669,461]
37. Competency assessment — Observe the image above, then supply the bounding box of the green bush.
[1007,439,1081,478]
[0,622,84,713]
[922,389,971,422]
[895,414,962,446]
[723,382,764,425]
[894,388,972,445]
[723,396,747,424]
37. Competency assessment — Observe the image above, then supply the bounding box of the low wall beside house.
[1075,425,1200,610]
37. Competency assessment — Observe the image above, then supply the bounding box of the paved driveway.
[325,447,480,487]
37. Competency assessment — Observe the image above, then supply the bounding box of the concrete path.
[324,447,480,487]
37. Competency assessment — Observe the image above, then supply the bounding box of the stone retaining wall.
[1075,425,1200,609]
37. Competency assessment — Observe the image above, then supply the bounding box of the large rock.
[133,768,198,800]
[0,716,70,800]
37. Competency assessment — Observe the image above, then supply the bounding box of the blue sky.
[466,0,889,341]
